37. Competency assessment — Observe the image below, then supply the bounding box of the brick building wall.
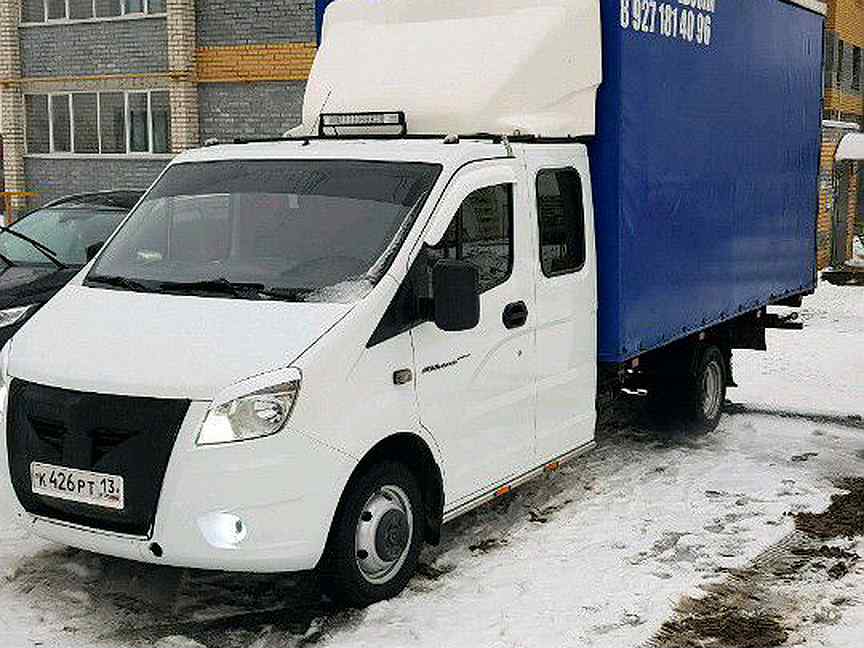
[198,82,304,143]
[20,19,168,77]
[194,1,316,144]
[25,157,168,201]
[819,123,860,269]
[196,0,315,47]
[819,0,864,269]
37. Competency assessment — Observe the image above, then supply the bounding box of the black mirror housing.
[86,242,105,262]
[433,259,480,332]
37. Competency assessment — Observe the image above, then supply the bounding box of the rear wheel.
[647,344,727,433]
[679,345,727,432]
[320,461,424,607]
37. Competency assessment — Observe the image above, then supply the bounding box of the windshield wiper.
[258,286,315,302]
[156,278,266,299]
[155,279,314,303]
[86,275,155,293]
[0,251,16,268]
[0,225,66,269]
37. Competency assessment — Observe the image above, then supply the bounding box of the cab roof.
[170,137,518,170]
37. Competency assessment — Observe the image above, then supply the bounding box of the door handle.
[503,301,529,330]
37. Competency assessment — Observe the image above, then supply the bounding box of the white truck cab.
[1,0,607,603]
[0,135,599,605]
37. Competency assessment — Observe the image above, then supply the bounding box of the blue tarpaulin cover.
[590,0,823,363]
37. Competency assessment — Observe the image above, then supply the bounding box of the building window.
[46,0,65,20]
[22,0,166,23]
[72,93,99,153]
[100,92,126,154]
[24,95,50,154]
[49,94,72,153]
[837,40,845,86]
[94,0,121,17]
[853,47,862,91]
[128,92,150,153]
[25,90,171,155]
[151,91,171,153]
[69,0,93,19]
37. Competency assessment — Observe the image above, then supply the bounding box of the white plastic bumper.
[1,402,357,573]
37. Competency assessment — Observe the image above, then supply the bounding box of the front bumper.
[1,401,357,573]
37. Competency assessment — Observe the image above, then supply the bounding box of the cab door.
[410,161,537,505]
[523,145,597,460]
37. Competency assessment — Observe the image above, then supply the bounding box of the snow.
[303,278,374,304]
[0,280,862,647]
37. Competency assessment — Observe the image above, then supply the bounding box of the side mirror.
[433,260,480,332]
[86,242,105,262]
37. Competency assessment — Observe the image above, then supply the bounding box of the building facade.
[0,0,333,214]
[820,0,864,268]
[0,0,861,267]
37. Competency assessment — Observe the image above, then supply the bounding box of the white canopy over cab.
[836,133,864,161]
[300,0,602,138]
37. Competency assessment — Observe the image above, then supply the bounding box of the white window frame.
[47,93,73,154]
[24,89,171,157]
[25,0,164,24]
[43,0,70,22]
[122,0,150,16]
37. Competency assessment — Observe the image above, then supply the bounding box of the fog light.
[198,513,249,549]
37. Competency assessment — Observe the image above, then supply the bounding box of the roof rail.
[232,133,594,146]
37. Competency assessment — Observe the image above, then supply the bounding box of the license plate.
[30,462,124,511]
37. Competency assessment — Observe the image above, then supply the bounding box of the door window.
[369,183,515,347]
[536,169,586,276]
[427,184,514,293]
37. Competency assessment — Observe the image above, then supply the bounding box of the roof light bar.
[319,111,408,137]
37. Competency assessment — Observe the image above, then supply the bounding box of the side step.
[442,441,596,524]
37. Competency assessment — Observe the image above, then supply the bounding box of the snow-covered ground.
[1,282,862,648]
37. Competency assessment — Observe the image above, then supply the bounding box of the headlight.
[0,305,38,329]
[197,381,301,446]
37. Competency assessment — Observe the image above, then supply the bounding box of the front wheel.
[320,461,424,607]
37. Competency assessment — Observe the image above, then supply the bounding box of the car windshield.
[0,206,128,266]
[87,160,442,303]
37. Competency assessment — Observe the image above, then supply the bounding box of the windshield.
[87,160,442,303]
[0,207,127,266]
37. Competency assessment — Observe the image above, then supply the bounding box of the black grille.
[7,380,190,536]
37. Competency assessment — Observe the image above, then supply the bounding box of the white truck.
[0,0,823,606]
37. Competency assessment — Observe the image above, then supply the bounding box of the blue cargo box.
[590,0,824,364]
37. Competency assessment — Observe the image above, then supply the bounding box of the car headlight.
[197,381,301,446]
[0,305,38,329]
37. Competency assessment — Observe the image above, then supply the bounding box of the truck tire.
[680,345,727,433]
[646,344,727,433]
[319,461,424,607]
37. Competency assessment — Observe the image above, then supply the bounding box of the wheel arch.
[326,432,445,553]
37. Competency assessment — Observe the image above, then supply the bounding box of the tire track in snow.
[726,403,864,432]
[645,477,864,648]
